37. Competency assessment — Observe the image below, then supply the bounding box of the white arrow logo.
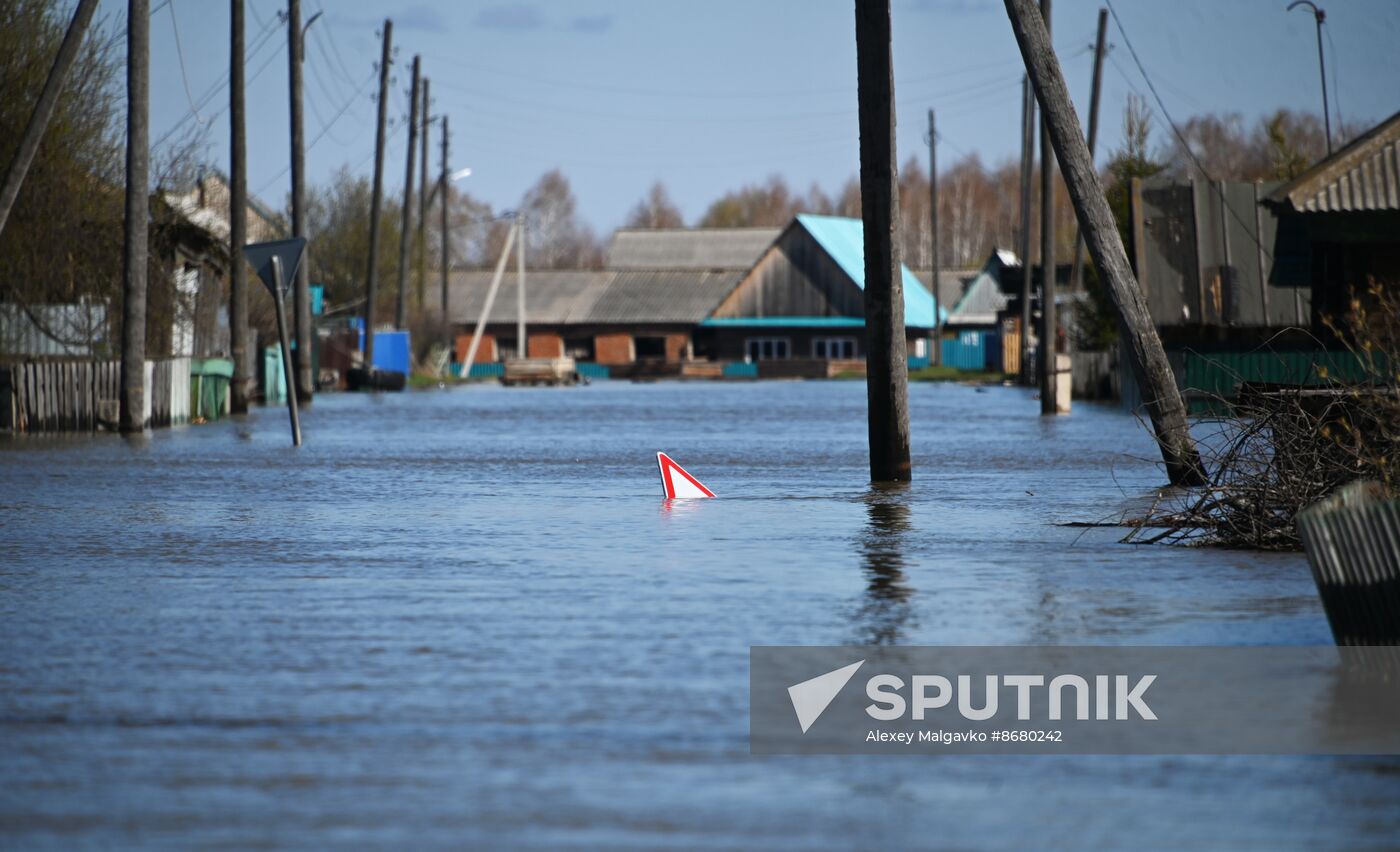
[787,660,865,733]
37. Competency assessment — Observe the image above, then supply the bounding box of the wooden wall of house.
[712,229,866,319]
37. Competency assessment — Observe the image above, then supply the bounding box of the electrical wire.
[165,1,206,126]
[1104,0,1273,260]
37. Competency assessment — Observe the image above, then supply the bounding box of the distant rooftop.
[446,268,743,326]
[605,227,781,271]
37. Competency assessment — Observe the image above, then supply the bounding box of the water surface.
[3,381,1396,848]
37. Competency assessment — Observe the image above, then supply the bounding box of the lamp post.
[1287,0,1332,155]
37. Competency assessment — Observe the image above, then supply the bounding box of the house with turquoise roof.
[696,214,944,372]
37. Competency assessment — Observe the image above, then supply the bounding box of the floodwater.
[2,381,1397,849]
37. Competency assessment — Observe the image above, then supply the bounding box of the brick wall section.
[454,333,496,363]
[527,333,564,359]
[664,333,689,363]
[594,333,633,365]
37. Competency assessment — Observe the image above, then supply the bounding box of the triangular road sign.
[242,237,307,297]
[657,451,715,499]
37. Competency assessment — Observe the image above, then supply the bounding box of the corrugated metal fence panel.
[1297,481,1400,645]
[465,363,505,379]
[940,331,990,371]
[1181,350,1373,400]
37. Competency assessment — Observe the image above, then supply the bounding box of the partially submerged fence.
[1,358,198,433]
[1297,481,1400,645]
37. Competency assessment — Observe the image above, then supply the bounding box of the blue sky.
[104,0,1400,232]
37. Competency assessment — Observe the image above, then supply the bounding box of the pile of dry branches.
[1127,280,1398,550]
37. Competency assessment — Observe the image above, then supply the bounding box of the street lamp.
[1287,0,1332,155]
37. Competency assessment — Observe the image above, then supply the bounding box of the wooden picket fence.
[1,358,191,433]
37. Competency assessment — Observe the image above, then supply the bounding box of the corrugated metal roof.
[795,214,942,326]
[582,270,742,324]
[605,228,781,270]
[446,269,742,326]
[446,270,612,325]
[1268,110,1400,213]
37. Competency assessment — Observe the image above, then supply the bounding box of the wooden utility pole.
[854,0,912,483]
[1018,75,1034,385]
[119,0,149,432]
[288,0,313,403]
[439,116,450,320]
[229,0,251,413]
[0,0,99,237]
[516,218,527,358]
[394,56,420,331]
[1037,0,1059,415]
[1069,8,1108,296]
[364,19,392,368]
[417,77,430,312]
[1004,0,1205,484]
[928,108,941,367]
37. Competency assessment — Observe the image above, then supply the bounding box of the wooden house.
[697,215,942,373]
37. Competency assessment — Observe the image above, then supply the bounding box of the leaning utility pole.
[229,0,251,413]
[1004,0,1205,484]
[1018,75,1034,385]
[439,116,450,321]
[928,108,941,367]
[1037,0,1059,415]
[364,19,392,368]
[288,0,313,403]
[1069,8,1108,296]
[417,77,430,312]
[0,0,99,238]
[119,0,150,432]
[854,0,912,483]
[394,55,420,331]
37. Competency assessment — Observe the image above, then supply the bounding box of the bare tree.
[624,181,684,229]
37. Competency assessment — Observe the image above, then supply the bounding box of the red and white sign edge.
[656,452,716,499]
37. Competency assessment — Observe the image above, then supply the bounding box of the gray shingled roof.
[605,228,781,270]
[446,268,742,326]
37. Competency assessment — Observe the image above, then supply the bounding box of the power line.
[255,70,378,195]
[165,1,206,126]
[150,12,281,150]
[1104,0,1272,260]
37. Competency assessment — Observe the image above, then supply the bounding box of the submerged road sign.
[657,452,715,499]
[243,237,307,297]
